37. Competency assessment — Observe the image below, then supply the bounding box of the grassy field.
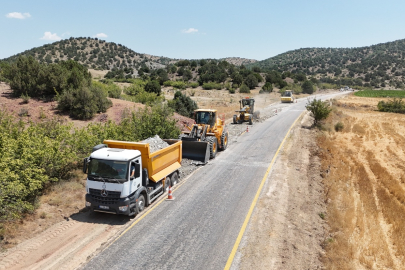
[354,90,405,98]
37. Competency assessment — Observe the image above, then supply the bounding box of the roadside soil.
[236,111,327,270]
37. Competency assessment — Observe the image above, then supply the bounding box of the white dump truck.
[83,139,182,216]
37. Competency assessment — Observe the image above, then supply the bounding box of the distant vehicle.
[281,90,295,103]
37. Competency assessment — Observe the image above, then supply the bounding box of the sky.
[1,0,405,61]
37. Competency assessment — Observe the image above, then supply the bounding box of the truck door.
[130,159,142,194]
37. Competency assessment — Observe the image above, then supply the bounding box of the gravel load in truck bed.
[141,135,169,153]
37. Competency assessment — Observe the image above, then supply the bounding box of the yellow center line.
[224,112,303,270]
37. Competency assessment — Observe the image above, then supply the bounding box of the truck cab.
[85,147,144,215]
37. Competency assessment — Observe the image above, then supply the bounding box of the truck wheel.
[233,115,237,124]
[137,194,145,213]
[171,172,179,186]
[207,136,218,159]
[220,131,228,151]
[164,177,171,192]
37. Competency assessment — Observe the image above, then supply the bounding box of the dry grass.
[0,170,87,250]
[318,95,405,269]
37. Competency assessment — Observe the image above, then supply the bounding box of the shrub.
[262,82,273,92]
[245,74,258,89]
[145,80,161,96]
[306,98,332,125]
[168,91,198,117]
[202,82,222,90]
[335,122,344,132]
[20,92,30,103]
[302,80,314,94]
[188,82,199,88]
[377,98,405,113]
[57,85,112,120]
[239,84,250,93]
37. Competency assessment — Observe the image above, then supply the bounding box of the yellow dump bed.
[103,140,182,183]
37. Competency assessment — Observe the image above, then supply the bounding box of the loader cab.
[195,110,217,127]
[240,98,255,114]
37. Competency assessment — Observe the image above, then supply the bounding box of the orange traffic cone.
[166,186,175,201]
[246,126,249,132]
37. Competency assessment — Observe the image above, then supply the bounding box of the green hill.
[247,39,405,88]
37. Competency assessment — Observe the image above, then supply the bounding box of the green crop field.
[354,90,405,98]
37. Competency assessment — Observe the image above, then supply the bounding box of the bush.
[202,82,222,90]
[335,122,344,132]
[377,98,405,113]
[239,84,250,93]
[306,98,332,125]
[145,80,161,96]
[262,82,273,92]
[245,74,258,89]
[302,80,314,94]
[20,92,31,103]
[57,85,112,120]
[168,91,198,117]
[188,82,199,88]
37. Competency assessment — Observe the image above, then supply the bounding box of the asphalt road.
[82,93,343,270]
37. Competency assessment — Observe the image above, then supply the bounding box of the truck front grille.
[89,188,121,205]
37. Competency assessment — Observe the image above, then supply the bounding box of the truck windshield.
[88,159,128,183]
[284,91,292,97]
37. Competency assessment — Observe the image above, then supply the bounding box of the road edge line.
[223,111,304,270]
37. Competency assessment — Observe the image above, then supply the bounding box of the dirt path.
[235,112,327,270]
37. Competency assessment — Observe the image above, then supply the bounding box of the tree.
[168,91,198,117]
[305,98,332,125]
[239,84,250,93]
[262,82,273,92]
[301,80,314,94]
[182,69,193,81]
[145,80,161,96]
[244,74,258,89]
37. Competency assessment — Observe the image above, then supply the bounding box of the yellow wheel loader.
[174,109,228,163]
[233,98,254,125]
[281,90,295,103]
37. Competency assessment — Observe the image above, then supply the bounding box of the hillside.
[248,39,405,89]
[2,37,178,76]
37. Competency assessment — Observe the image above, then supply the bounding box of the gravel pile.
[141,135,169,153]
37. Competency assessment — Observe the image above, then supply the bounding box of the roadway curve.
[82,93,345,270]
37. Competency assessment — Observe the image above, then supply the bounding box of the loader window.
[196,112,209,124]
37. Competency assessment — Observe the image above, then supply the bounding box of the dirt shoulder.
[235,112,327,270]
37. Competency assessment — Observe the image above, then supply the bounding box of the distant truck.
[83,139,182,216]
[281,90,295,103]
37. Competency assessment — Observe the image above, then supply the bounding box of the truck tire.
[136,194,145,213]
[233,115,237,124]
[171,172,179,186]
[164,176,171,192]
[207,136,218,159]
[220,131,228,151]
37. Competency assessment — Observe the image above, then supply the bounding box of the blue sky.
[1,0,405,61]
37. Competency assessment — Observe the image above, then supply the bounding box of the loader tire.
[248,115,253,125]
[220,131,228,151]
[233,115,237,124]
[207,136,218,159]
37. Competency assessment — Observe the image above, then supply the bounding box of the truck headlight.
[85,201,91,207]
[119,205,128,212]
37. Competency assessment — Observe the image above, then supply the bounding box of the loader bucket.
[164,139,210,163]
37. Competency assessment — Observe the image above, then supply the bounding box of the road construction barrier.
[166,186,175,201]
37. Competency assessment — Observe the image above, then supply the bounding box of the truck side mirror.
[83,158,89,174]
[135,163,141,178]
